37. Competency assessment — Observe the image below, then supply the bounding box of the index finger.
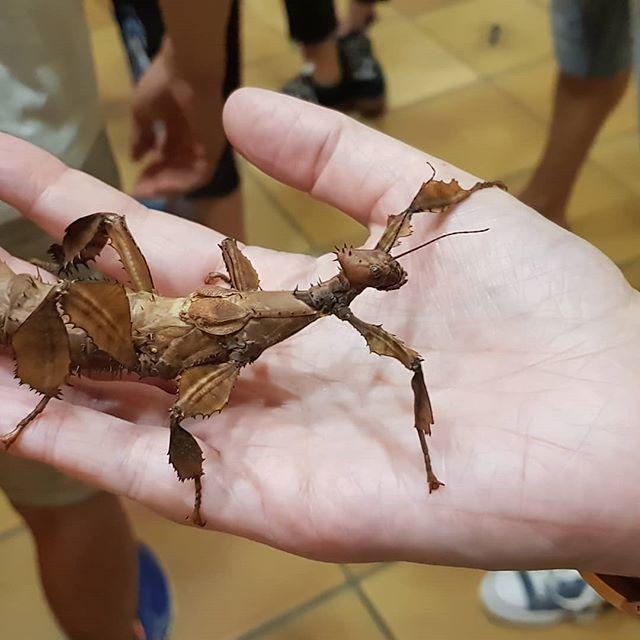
[222,88,486,229]
[0,133,225,295]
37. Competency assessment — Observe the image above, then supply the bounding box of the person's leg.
[284,0,342,85]
[182,0,245,239]
[0,452,138,640]
[113,0,244,239]
[282,0,386,116]
[339,0,379,36]
[519,69,630,226]
[520,0,632,227]
[14,493,138,640]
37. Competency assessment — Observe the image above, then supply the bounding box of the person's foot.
[135,544,172,640]
[518,186,569,229]
[479,570,606,627]
[282,32,386,118]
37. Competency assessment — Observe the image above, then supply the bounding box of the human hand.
[1,88,639,576]
[130,40,226,199]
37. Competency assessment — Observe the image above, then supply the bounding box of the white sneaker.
[479,570,606,627]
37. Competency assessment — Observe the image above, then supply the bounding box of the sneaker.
[479,570,606,627]
[282,32,386,117]
[135,544,172,640]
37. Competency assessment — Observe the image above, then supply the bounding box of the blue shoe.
[480,570,605,627]
[136,544,172,640]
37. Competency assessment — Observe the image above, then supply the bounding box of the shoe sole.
[339,95,387,118]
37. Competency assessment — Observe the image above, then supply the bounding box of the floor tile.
[243,0,289,37]
[251,172,369,256]
[502,160,634,224]
[380,82,546,178]
[88,19,133,110]
[244,50,302,94]
[417,0,552,76]
[0,493,20,536]
[394,0,466,17]
[128,503,345,640]
[0,529,65,638]
[345,563,387,578]
[86,13,139,193]
[571,198,640,266]
[493,60,638,142]
[621,257,640,289]
[243,2,293,65]
[362,563,637,639]
[241,165,313,254]
[251,590,387,640]
[591,135,640,199]
[83,0,112,30]
[369,16,479,110]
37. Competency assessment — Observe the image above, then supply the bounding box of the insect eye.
[370,265,381,278]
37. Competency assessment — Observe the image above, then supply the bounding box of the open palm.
[1,89,638,576]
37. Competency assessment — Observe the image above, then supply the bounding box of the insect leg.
[52,213,155,292]
[169,362,241,526]
[217,238,260,291]
[204,272,232,285]
[3,289,70,448]
[1,396,53,449]
[168,407,207,527]
[375,174,506,253]
[338,309,444,492]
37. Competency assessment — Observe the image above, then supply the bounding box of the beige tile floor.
[1,0,639,638]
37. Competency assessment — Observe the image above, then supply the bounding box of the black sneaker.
[281,32,386,117]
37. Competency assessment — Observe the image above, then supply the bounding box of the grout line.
[618,253,640,270]
[234,580,353,640]
[340,565,398,640]
[370,53,553,126]
[242,167,318,253]
[0,523,25,544]
[484,74,639,200]
[342,562,395,582]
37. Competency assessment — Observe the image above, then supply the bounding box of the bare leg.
[14,492,138,640]
[520,69,630,227]
[339,0,377,36]
[302,39,342,86]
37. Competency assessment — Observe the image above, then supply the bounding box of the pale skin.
[1,89,639,578]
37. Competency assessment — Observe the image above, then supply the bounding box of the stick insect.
[0,169,505,525]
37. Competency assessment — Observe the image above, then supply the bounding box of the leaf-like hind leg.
[52,212,155,292]
[1,396,51,449]
[375,170,507,253]
[4,289,70,448]
[218,238,260,291]
[169,362,241,526]
[338,310,444,492]
[411,365,444,492]
[169,407,207,527]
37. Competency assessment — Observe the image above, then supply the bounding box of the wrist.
[159,35,225,88]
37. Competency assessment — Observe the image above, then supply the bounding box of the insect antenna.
[392,228,489,259]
